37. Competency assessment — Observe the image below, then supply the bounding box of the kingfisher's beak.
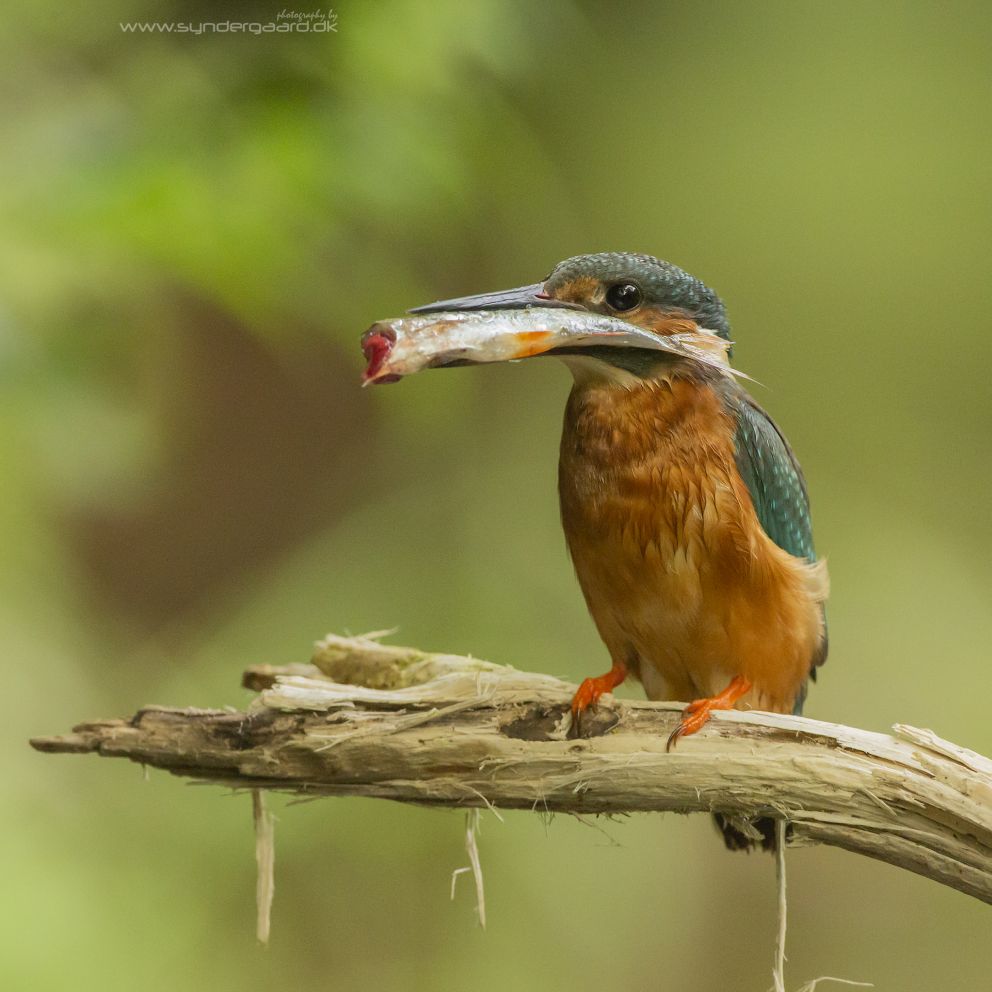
[408,283,583,314]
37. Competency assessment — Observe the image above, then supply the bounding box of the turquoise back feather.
[720,385,827,713]
[732,395,816,564]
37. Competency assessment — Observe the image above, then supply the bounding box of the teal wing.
[732,395,816,563]
[729,391,827,708]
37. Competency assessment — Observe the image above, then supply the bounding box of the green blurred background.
[4,1,991,989]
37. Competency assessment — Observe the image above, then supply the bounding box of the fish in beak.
[361,286,739,386]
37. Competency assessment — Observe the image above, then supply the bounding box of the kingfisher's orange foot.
[666,675,752,751]
[570,660,628,723]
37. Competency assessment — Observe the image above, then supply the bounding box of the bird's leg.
[666,675,752,751]
[570,659,628,718]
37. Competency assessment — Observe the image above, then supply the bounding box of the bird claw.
[570,664,628,738]
[665,675,752,752]
[570,677,606,738]
[666,701,716,751]
[570,676,604,717]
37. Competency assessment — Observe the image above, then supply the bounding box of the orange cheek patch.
[554,276,600,306]
[515,330,554,357]
[627,308,699,337]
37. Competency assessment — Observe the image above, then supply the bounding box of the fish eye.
[605,282,642,312]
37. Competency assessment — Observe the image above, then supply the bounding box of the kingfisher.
[386,252,829,850]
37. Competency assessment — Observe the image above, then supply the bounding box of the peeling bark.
[30,634,992,905]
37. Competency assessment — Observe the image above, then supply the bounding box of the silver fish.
[361,308,744,385]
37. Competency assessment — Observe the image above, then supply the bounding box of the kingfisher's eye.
[605,282,642,312]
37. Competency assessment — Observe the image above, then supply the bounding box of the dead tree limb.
[30,634,992,905]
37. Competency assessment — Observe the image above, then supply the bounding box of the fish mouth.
[361,326,401,385]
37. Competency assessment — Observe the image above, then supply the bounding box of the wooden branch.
[30,634,992,905]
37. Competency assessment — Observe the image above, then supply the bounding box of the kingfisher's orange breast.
[558,371,827,713]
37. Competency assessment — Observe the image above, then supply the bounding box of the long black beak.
[408,282,583,315]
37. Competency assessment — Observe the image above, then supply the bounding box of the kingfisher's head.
[544,253,729,340]
[408,252,731,380]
